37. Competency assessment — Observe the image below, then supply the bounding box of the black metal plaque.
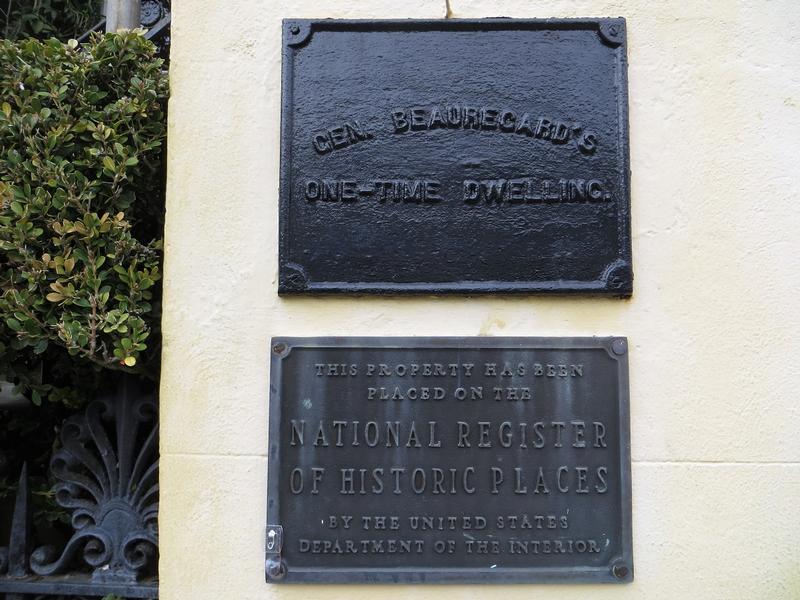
[266,337,632,584]
[279,19,632,296]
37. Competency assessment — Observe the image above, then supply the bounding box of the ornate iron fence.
[0,383,159,599]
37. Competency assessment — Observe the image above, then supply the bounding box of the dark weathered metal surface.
[267,337,632,583]
[279,19,632,296]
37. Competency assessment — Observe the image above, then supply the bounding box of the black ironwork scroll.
[0,380,159,599]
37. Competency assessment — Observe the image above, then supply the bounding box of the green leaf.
[0,33,166,393]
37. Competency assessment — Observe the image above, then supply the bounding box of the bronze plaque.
[266,337,632,583]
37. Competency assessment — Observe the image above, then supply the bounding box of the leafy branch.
[0,32,167,402]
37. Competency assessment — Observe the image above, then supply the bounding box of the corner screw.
[611,338,627,356]
[612,563,629,579]
[609,24,619,36]
[273,342,287,355]
[266,557,287,580]
[289,25,300,35]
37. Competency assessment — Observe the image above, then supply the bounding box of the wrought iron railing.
[0,383,159,599]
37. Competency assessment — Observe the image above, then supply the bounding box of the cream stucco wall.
[160,1,800,598]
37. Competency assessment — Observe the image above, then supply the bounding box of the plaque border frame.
[266,336,633,584]
[278,18,633,297]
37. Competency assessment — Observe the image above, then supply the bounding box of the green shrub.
[0,31,168,403]
[1,0,102,41]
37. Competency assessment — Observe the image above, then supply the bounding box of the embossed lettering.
[312,120,373,154]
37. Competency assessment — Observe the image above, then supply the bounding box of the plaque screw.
[611,338,627,356]
[273,342,287,355]
[289,25,300,35]
[612,563,629,579]
[609,24,619,36]
[266,557,287,580]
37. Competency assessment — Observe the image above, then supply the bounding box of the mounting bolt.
[266,557,287,580]
[611,338,627,356]
[289,25,300,35]
[612,563,629,579]
[273,342,287,355]
[598,21,624,47]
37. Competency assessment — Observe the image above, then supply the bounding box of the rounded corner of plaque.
[284,20,313,47]
[597,18,626,48]
[607,337,628,359]
[272,340,291,359]
[611,560,633,582]
[265,557,288,582]
[602,261,633,297]
[280,263,310,293]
